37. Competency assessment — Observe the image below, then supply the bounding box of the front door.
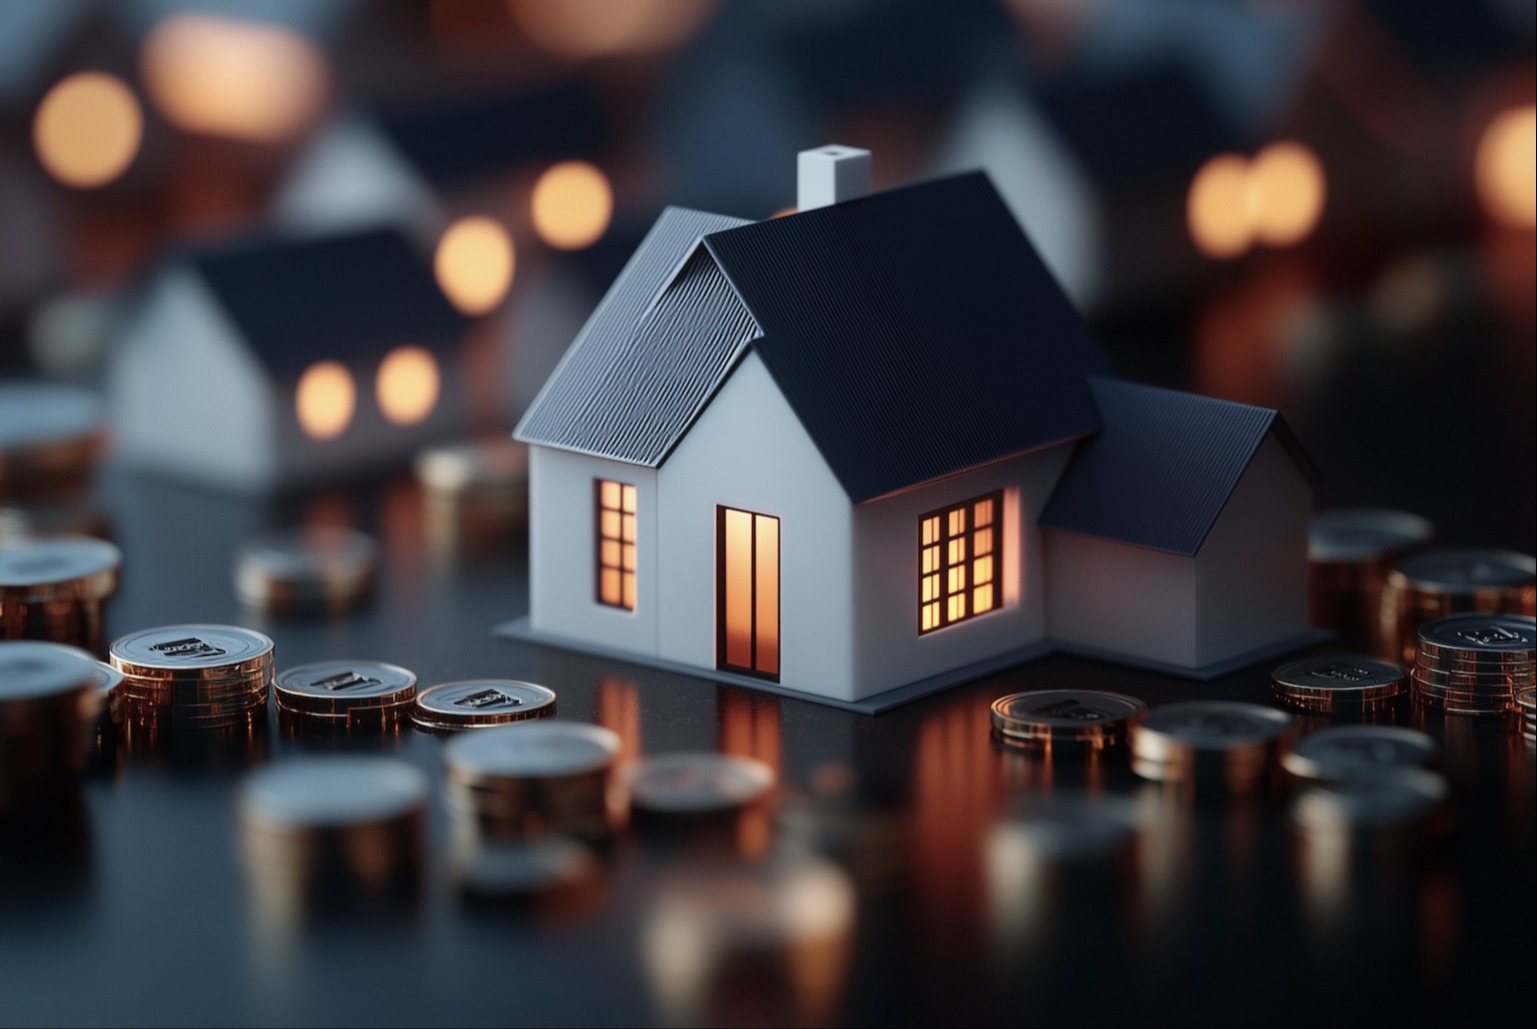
[716,506,779,680]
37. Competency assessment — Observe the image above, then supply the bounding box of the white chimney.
[797,145,871,212]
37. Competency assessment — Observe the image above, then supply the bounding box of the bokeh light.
[140,14,327,142]
[1247,142,1326,248]
[296,361,355,440]
[1187,154,1252,259]
[434,217,515,314]
[531,161,613,250]
[376,346,441,426]
[1476,105,1537,229]
[509,0,714,59]
[32,72,143,189]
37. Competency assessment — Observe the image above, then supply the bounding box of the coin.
[1381,549,1536,665]
[0,382,103,501]
[445,721,621,783]
[1291,768,1450,835]
[110,624,275,676]
[448,835,599,899]
[233,527,379,615]
[1270,654,1407,712]
[625,753,775,814]
[1309,509,1435,652]
[412,679,557,731]
[109,624,273,732]
[1308,509,1436,564]
[240,757,428,830]
[1130,702,1294,789]
[989,689,1147,749]
[0,535,119,601]
[274,660,416,719]
[1281,726,1436,782]
[0,640,99,806]
[89,660,124,730]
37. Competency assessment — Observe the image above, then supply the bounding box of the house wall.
[1044,530,1200,668]
[850,444,1073,699]
[271,119,441,240]
[109,271,278,491]
[528,446,659,657]
[1194,433,1313,665]
[656,350,857,701]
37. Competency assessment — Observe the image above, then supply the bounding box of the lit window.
[919,491,1002,634]
[596,479,636,610]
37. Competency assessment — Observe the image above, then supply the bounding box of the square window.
[917,490,1004,634]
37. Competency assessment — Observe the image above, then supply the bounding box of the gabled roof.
[188,227,468,374]
[518,172,1112,503]
[704,172,1111,502]
[514,207,754,461]
[1039,377,1318,556]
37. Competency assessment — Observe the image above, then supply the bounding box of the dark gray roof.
[1039,377,1317,556]
[704,171,1111,502]
[514,207,754,460]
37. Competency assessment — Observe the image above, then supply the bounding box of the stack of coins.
[274,660,416,733]
[1411,613,1535,716]
[625,753,776,816]
[1130,702,1295,795]
[237,757,427,920]
[1380,548,1536,666]
[0,535,122,653]
[1270,654,1407,715]
[1309,509,1435,651]
[0,641,100,809]
[109,624,274,734]
[412,679,556,732]
[416,438,530,552]
[443,721,623,842]
[1515,688,1535,745]
[1281,726,1437,783]
[0,383,104,503]
[234,527,379,617]
[89,660,124,741]
[989,689,1147,751]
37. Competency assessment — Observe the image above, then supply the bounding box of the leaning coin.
[624,753,775,814]
[412,679,556,731]
[1281,726,1436,782]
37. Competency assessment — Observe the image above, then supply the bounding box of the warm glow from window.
[597,479,637,610]
[1476,105,1537,229]
[920,492,1001,634]
[295,361,355,440]
[718,506,779,679]
[140,14,326,142]
[434,217,515,314]
[1247,141,1326,247]
[532,161,613,250]
[376,346,440,425]
[508,0,714,59]
[33,73,142,189]
[1187,154,1252,259]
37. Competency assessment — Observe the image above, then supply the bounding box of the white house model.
[110,227,471,492]
[509,147,1321,712]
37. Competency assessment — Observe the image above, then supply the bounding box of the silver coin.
[1393,548,1535,592]
[0,383,101,448]
[276,661,416,703]
[90,660,124,698]
[1282,727,1436,782]
[1309,509,1434,563]
[625,753,774,813]
[1271,655,1406,692]
[1292,769,1450,832]
[111,624,274,671]
[0,640,97,702]
[236,527,379,580]
[1417,614,1536,654]
[445,721,621,781]
[0,535,120,589]
[990,689,1147,738]
[239,757,427,829]
[414,680,557,728]
[1136,702,1294,749]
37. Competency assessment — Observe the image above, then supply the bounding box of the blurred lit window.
[532,161,613,250]
[33,72,142,189]
[435,217,515,314]
[597,479,637,610]
[296,362,355,440]
[376,347,440,425]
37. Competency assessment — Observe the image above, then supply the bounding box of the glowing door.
[716,507,780,680]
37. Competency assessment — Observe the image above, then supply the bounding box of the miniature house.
[109,226,470,491]
[509,147,1319,711]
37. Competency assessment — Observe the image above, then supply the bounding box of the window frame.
[595,479,637,611]
[918,489,1003,635]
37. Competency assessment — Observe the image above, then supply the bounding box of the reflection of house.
[510,148,1319,711]
[110,227,469,491]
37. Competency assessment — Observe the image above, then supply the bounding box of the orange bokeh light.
[1187,153,1252,259]
[531,161,613,250]
[1247,141,1326,247]
[140,14,327,142]
[1476,105,1537,229]
[296,361,355,440]
[508,0,714,59]
[376,346,441,426]
[33,72,143,189]
[434,217,515,314]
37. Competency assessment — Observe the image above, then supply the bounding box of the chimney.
[797,145,871,212]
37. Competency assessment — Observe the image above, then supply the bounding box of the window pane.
[621,513,636,543]
[948,509,965,536]
[600,510,620,539]
[973,584,994,613]
[948,567,964,593]
[621,572,637,611]
[974,498,993,526]
[600,568,621,605]
[600,480,620,509]
[973,555,993,585]
[948,595,965,621]
[621,484,637,513]
[621,543,636,571]
[974,527,992,556]
[948,538,966,564]
[754,515,779,675]
[722,508,754,669]
[601,539,620,567]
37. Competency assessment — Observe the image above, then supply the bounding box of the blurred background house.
[0,0,1531,541]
